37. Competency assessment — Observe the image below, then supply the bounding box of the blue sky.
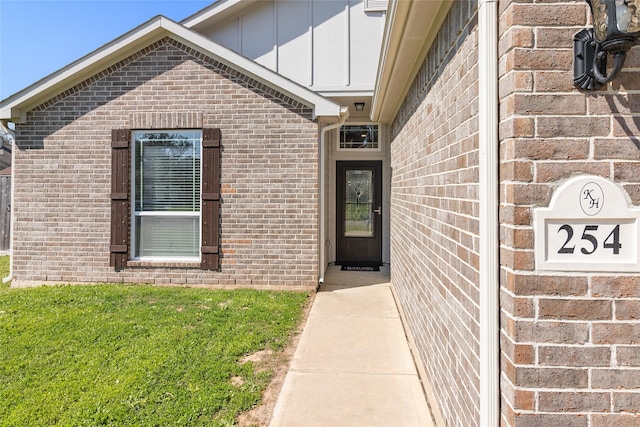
[0,0,214,100]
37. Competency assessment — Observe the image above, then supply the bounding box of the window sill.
[127,260,202,269]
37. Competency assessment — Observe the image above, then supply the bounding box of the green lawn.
[0,257,308,426]
[0,255,9,290]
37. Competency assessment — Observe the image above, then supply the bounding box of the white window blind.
[132,131,202,259]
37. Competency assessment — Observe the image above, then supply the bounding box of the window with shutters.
[132,130,202,260]
[110,128,220,270]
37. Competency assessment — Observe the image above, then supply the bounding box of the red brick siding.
[13,38,318,287]
[390,3,480,426]
[499,0,640,425]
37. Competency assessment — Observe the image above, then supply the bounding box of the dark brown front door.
[336,161,382,265]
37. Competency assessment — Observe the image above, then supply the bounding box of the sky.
[0,0,214,100]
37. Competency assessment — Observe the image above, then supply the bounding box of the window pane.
[132,130,202,259]
[135,216,200,258]
[339,125,378,149]
[134,131,201,212]
[344,170,373,237]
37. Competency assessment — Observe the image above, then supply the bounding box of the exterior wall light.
[354,102,365,111]
[574,0,640,90]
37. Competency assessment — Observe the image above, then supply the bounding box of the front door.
[336,161,382,265]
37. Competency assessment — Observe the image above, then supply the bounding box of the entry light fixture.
[574,0,640,90]
[354,102,365,111]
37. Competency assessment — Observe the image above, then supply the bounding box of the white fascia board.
[371,0,453,123]
[181,0,260,32]
[370,0,404,123]
[1,15,342,122]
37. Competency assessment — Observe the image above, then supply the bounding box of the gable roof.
[0,15,343,123]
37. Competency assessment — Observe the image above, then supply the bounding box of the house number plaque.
[534,175,640,272]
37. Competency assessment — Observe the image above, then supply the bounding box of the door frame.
[335,160,383,265]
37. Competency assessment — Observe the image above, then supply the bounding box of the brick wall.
[13,38,319,288]
[390,3,480,426]
[499,0,640,425]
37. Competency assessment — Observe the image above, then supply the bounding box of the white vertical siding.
[277,0,312,85]
[312,0,348,89]
[205,0,385,93]
[208,18,241,53]
[350,0,384,90]
[241,2,277,69]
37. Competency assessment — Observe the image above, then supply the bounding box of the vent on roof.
[365,0,387,12]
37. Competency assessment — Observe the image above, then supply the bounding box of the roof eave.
[1,15,342,123]
[0,16,172,123]
[371,0,453,123]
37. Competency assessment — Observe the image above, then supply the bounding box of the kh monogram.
[583,189,600,209]
[580,182,604,216]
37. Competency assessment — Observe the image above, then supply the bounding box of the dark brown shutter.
[110,129,130,268]
[201,128,221,270]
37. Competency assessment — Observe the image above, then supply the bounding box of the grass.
[0,257,308,426]
[0,255,9,290]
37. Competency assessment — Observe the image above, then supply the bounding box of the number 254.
[557,224,621,255]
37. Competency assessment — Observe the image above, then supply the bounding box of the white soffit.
[371,0,453,123]
[0,15,342,122]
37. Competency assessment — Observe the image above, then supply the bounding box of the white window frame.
[130,130,203,262]
[337,123,382,152]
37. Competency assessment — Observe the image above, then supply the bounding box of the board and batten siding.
[205,0,385,93]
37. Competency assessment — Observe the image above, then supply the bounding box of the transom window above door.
[339,125,379,150]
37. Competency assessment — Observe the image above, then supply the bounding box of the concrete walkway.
[270,265,435,427]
